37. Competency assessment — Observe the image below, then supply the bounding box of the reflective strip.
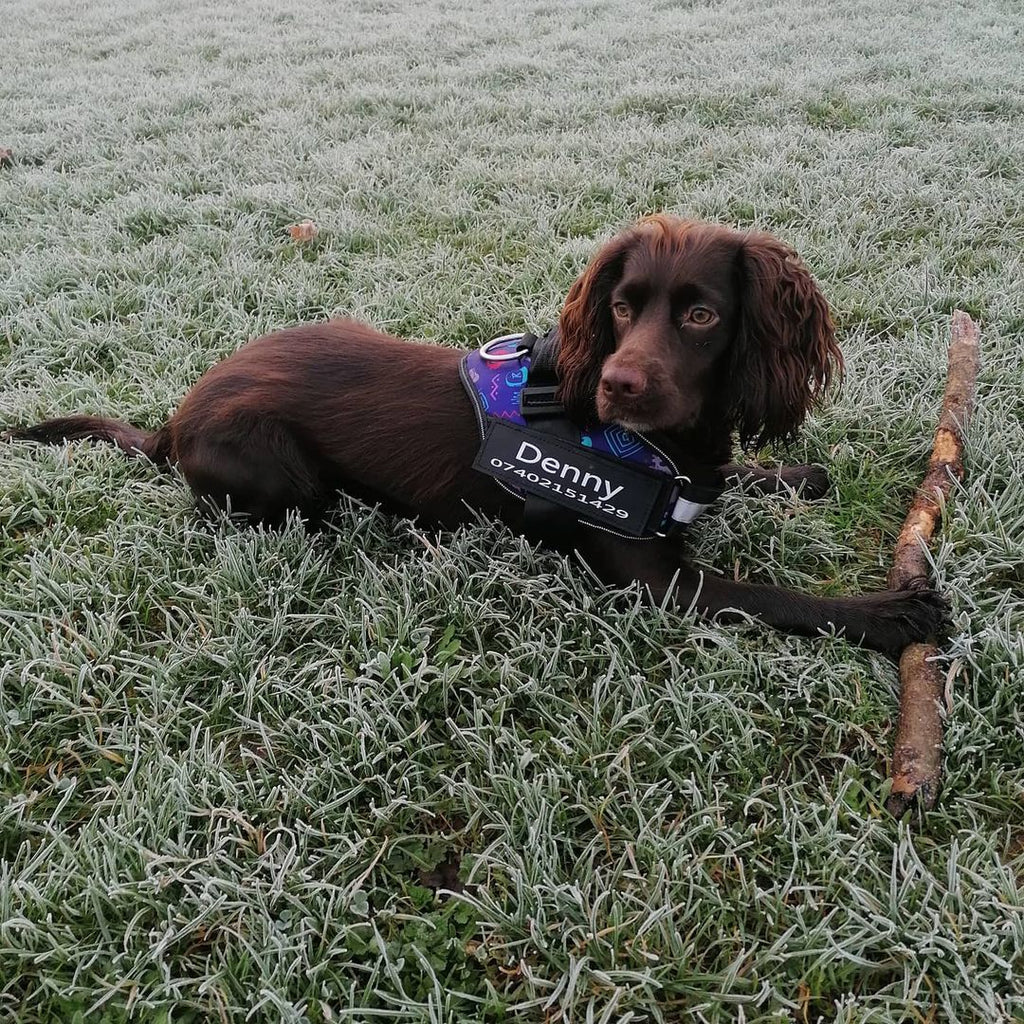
[669,496,711,524]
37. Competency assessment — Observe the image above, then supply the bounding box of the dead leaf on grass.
[286,219,319,242]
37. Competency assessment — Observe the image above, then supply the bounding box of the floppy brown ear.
[731,232,843,450]
[556,231,636,423]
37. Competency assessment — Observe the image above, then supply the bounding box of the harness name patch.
[473,420,673,538]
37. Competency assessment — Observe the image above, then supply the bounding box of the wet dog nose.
[600,365,648,401]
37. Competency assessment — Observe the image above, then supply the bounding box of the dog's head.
[557,215,842,448]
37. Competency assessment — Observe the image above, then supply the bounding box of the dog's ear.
[556,231,636,423]
[731,233,842,450]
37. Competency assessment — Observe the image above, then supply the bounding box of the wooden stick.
[886,310,980,817]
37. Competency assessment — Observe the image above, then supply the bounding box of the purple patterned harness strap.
[460,333,724,540]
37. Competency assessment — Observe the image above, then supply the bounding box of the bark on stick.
[886,310,980,817]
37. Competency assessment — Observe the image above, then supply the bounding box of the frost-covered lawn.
[2,0,1023,1020]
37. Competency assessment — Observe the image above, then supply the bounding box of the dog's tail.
[5,416,173,465]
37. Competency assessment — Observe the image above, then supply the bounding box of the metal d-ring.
[478,334,529,361]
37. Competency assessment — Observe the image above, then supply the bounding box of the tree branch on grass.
[886,310,980,817]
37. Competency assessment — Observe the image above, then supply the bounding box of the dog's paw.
[861,587,951,656]
[789,464,830,499]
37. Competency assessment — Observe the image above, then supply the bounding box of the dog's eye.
[688,306,717,326]
[611,301,631,320]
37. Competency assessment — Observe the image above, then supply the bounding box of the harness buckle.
[661,473,723,530]
[519,384,564,418]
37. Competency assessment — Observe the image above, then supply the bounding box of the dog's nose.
[600,365,648,401]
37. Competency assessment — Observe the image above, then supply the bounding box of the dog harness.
[460,331,725,541]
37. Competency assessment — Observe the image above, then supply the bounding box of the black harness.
[460,330,725,541]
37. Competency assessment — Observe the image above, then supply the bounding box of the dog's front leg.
[574,533,947,655]
[720,463,830,499]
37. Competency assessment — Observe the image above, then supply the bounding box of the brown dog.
[8,216,947,653]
